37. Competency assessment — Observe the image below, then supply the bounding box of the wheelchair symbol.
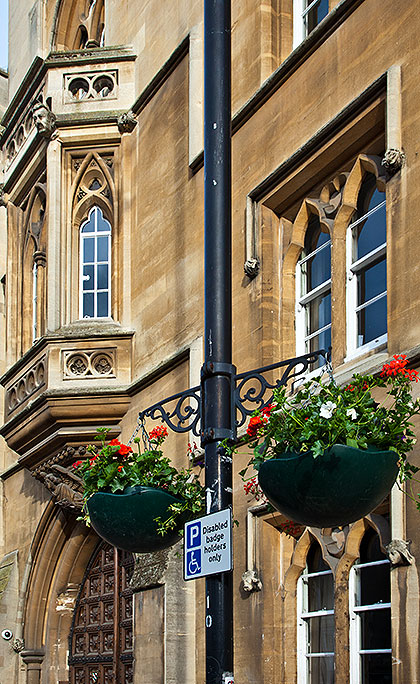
[187,550,201,575]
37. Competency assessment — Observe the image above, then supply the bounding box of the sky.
[0,0,8,71]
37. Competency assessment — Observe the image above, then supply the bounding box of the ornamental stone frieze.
[6,356,47,417]
[63,70,118,103]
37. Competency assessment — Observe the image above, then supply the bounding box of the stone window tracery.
[21,185,47,350]
[71,152,115,322]
[52,0,105,52]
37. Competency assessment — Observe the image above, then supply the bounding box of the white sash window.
[296,216,331,370]
[293,0,329,48]
[346,174,386,359]
[297,544,335,683]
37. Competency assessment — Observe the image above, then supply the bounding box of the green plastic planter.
[257,444,399,528]
[87,485,185,553]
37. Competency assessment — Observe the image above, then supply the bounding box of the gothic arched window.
[79,206,111,319]
[346,173,386,357]
[297,543,335,683]
[349,528,391,683]
[296,215,331,369]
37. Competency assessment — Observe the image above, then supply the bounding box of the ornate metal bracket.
[138,350,327,443]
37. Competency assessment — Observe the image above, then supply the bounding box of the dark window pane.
[97,264,109,290]
[308,292,331,334]
[309,327,331,369]
[360,529,385,563]
[358,564,390,606]
[83,293,94,318]
[307,574,334,612]
[97,236,109,262]
[357,201,386,260]
[357,259,386,304]
[308,655,334,684]
[361,653,392,684]
[360,608,391,650]
[307,0,329,34]
[83,238,95,262]
[90,179,101,190]
[83,264,94,291]
[97,292,109,317]
[306,614,335,653]
[357,295,387,346]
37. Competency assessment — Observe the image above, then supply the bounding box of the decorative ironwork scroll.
[137,350,327,442]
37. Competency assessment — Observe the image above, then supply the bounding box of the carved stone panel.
[5,355,46,416]
[63,349,116,379]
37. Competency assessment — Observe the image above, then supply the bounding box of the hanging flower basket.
[87,485,189,553]
[74,427,205,553]
[235,355,420,528]
[257,444,399,528]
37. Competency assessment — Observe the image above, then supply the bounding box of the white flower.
[346,408,357,420]
[320,401,337,419]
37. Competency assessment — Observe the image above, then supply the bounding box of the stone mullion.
[46,138,62,332]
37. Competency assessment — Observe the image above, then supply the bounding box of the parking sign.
[184,509,232,580]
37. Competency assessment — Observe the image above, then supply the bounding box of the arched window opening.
[69,542,134,684]
[346,173,386,357]
[349,528,391,683]
[79,206,111,319]
[297,543,335,683]
[296,214,331,369]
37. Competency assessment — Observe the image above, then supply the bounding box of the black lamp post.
[138,2,326,680]
[202,0,234,681]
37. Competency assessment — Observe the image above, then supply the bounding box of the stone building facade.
[0,1,419,683]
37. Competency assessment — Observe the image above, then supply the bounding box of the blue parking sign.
[186,521,201,549]
[186,549,201,576]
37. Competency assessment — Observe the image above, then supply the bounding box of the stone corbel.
[117,110,137,134]
[241,569,262,592]
[386,539,414,567]
[382,148,405,176]
[32,103,57,140]
[243,257,260,279]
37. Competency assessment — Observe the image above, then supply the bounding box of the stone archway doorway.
[68,542,134,684]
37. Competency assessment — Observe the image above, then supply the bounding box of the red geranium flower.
[118,443,133,457]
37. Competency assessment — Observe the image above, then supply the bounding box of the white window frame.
[349,559,391,684]
[296,236,331,368]
[297,568,335,683]
[79,206,112,320]
[293,0,329,49]
[32,261,38,342]
[345,198,387,361]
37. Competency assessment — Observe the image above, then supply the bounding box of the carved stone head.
[32,103,56,139]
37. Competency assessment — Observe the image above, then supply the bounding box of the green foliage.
[238,357,420,490]
[73,428,205,537]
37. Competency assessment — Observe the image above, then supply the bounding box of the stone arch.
[70,152,116,321]
[280,196,333,360]
[21,501,98,684]
[72,152,115,228]
[51,0,105,52]
[21,185,47,349]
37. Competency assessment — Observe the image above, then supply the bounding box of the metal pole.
[202,0,234,682]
